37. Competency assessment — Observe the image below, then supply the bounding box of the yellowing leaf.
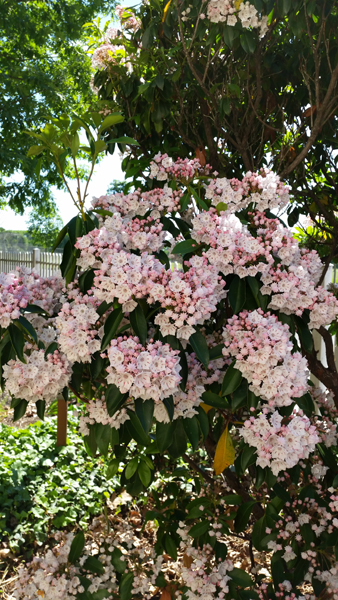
[234,0,244,8]
[213,425,235,475]
[200,403,213,413]
[162,0,172,22]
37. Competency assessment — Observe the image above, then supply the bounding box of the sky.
[0,150,123,230]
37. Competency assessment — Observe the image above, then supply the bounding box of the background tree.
[27,203,64,250]
[0,0,115,215]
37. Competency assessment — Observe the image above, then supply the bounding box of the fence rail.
[0,248,62,277]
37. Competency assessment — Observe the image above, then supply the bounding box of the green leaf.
[98,113,124,133]
[189,185,208,210]
[111,548,127,573]
[125,457,139,479]
[188,520,210,538]
[142,26,155,49]
[45,341,58,358]
[8,324,25,362]
[101,307,124,350]
[94,139,107,154]
[129,303,147,345]
[119,572,134,600]
[241,444,257,472]
[109,136,139,145]
[209,344,225,360]
[94,423,111,456]
[134,398,154,434]
[164,534,177,560]
[36,400,45,420]
[107,458,120,479]
[68,531,85,564]
[138,460,152,487]
[83,556,105,575]
[234,501,257,533]
[201,390,228,409]
[221,362,242,396]
[27,144,45,157]
[71,132,80,156]
[229,567,253,587]
[126,410,151,446]
[168,419,187,458]
[251,515,266,551]
[282,0,291,14]
[295,316,313,353]
[183,416,200,450]
[105,384,126,417]
[17,315,37,342]
[189,330,209,368]
[196,405,209,440]
[52,224,68,252]
[240,31,256,53]
[179,349,188,391]
[13,399,28,421]
[172,238,198,255]
[156,421,176,452]
[229,276,246,314]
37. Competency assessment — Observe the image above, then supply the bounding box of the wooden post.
[57,396,68,447]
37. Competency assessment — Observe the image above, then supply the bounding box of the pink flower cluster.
[3,349,71,404]
[76,215,166,260]
[55,294,101,363]
[152,256,226,339]
[107,336,181,400]
[207,0,269,36]
[91,185,181,218]
[149,152,211,182]
[91,250,164,313]
[222,310,308,407]
[0,267,64,329]
[205,169,289,214]
[91,44,119,69]
[0,271,30,328]
[191,210,273,278]
[115,5,141,30]
[242,409,319,475]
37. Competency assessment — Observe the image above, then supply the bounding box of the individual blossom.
[241,408,319,475]
[222,309,308,407]
[3,349,71,404]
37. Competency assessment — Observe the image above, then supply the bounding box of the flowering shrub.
[2,153,338,599]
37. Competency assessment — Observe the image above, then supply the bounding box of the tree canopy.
[89,0,338,267]
[0,0,115,214]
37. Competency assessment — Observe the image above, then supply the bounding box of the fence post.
[32,247,41,273]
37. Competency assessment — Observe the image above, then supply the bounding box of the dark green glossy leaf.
[183,416,200,450]
[36,400,45,420]
[156,420,176,452]
[8,324,25,362]
[68,531,85,564]
[221,362,242,396]
[229,276,246,314]
[101,307,124,350]
[13,399,28,421]
[189,330,209,368]
[129,303,147,345]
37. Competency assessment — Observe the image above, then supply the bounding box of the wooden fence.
[0,248,62,277]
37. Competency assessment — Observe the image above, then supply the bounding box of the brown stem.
[57,396,67,447]
[182,453,215,486]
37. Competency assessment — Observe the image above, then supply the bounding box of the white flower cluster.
[316,563,338,600]
[3,349,71,404]
[205,169,289,214]
[55,297,101,363]
[222,310,308,407]
[91,184,181,219]
[107,336,181,400]
[207,0,268,36]
[241,409,319,476]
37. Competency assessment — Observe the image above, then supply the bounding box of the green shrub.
[0,414,116,554]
